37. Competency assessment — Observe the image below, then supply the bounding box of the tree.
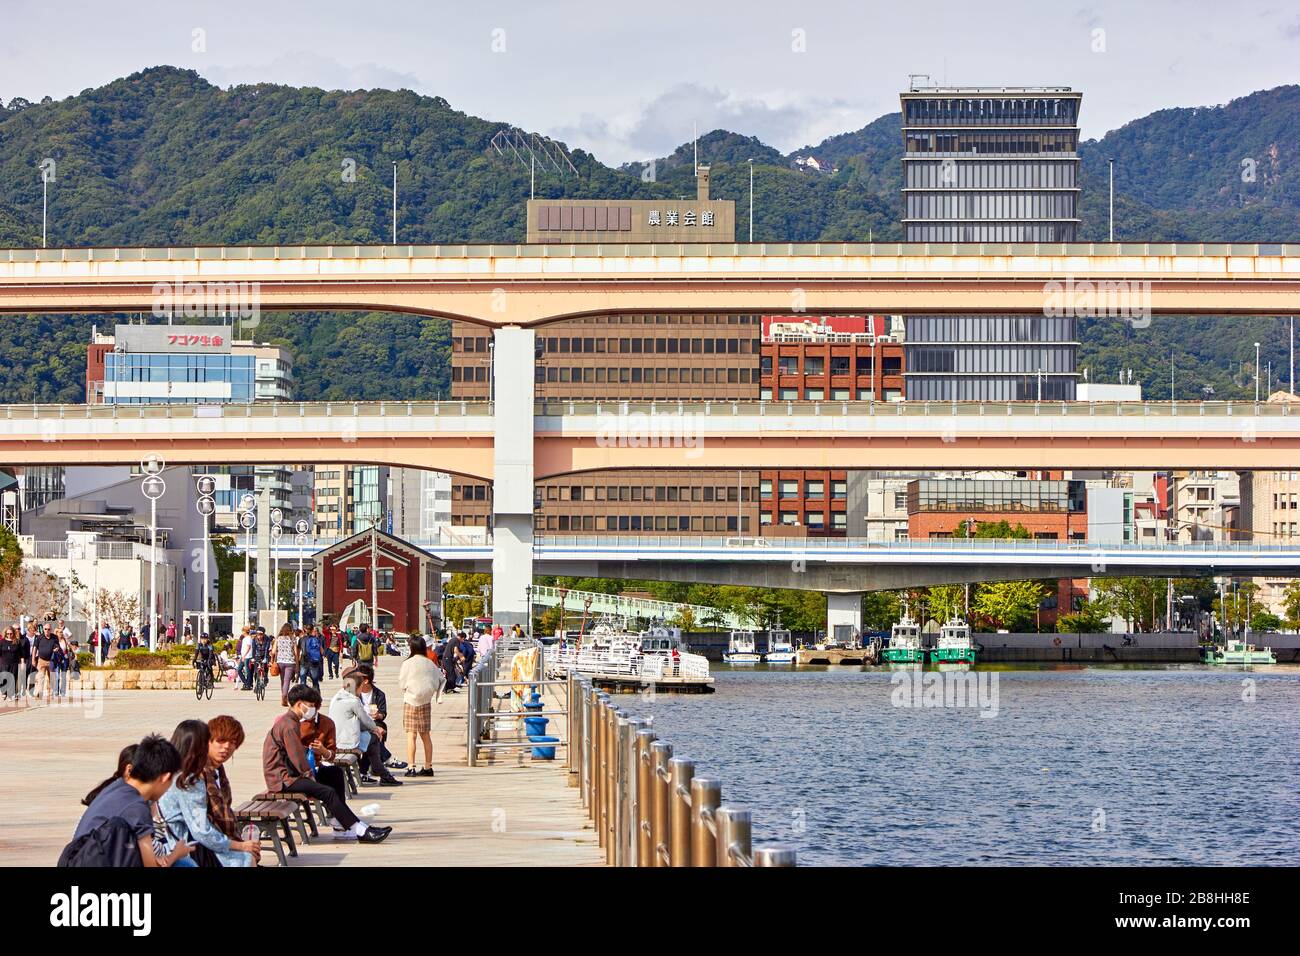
[920,585,965,626]
[1092,577,1167,632]
[1250,609,1282,633]
[444,572,491,627]
[668,607,697,631]
[0,565,64,621]
[972,580,1046,632]
[96,589,141,631]
[1211,581,1259,638]
[861,591,901,631]
[1056,596,1112,633]
[210,535,245,614]
[1281,581,1300,632]
[0,525,22,590]
[953,519,1031,540]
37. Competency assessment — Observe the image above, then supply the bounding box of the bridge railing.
[573,674,795,867]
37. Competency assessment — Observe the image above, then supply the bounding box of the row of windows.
[1271,494,1300,509]
[906,315,1076,344]
[759,511,849,530]
[538,514,753,533]
[105,391,254,404]
[905,191,1077,221]
[535,205,632,232]
[547,484,756,503]
[904,222,1077,242]
[538,366,756,385]
[760,479,848,499]
[762,387,904,401]
[905,131,1077,155]
[909,479,1086,513]
[904,160,1078,189]
[906,345,1076,375]
[540,337,758,355]
[763,356,903,376]
[903,97,1079,127]
[904,376,1076,401]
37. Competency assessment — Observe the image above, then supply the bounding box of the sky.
[0,0,1296,166]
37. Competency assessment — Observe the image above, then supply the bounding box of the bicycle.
[252,660,269,701]
[194,660,214,700]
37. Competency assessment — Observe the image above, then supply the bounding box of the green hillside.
[0,68,1296,402]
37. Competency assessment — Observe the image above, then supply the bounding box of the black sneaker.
[403,767,418,778]
[417,767,434,777]
[359,773,380,786]
[357,826,392,844]
[385,759,408,770]
[379,775,404,787]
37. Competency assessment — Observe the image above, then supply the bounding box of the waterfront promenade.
[0,656,602,867]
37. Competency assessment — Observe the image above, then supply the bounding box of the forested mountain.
[0,68,1296,402]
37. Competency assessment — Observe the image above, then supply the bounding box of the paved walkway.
[0,655,602,866]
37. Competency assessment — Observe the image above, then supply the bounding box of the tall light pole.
[140,456,166,652]
[1107,158,1115,242]
[239,492,256,627]
[391,161,398,246]
[1255,341,1261,402]
[295,519,309,627]
[1291,317,1295,396]
[747,159,754,243]
[271,508,284,623]
[370,519,380,629]
[196,475,216,638]
[65,536,77,621]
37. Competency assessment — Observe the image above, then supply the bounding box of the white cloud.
[199,51,425,93]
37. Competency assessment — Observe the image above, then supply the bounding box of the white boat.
[764,629,796,664]
[723,629,761,664]
[932,617,978,665]
[548,619,712,684]
[883,613,925,665]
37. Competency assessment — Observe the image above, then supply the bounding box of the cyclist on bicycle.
[193,633,216,686]
[249,627,271,691]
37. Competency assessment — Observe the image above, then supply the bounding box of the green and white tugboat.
[1204,638,1277,665]
[931,617,978,666]
[883,613,926,665]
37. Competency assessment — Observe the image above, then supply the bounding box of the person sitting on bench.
[262,684,391,844]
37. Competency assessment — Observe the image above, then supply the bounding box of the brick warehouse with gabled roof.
[313,527,444,634]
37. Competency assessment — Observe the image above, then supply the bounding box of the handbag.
[269,661,280,677]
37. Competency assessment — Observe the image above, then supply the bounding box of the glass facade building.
[900,87,1082,400]
[907,479,1086,514]
[103,352,255,404]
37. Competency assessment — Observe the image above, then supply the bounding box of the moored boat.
[883,613,925,665]
[723,629,761,664]
[764,629,796,664]
[1203,638,1277,665]
[931,617,978,665]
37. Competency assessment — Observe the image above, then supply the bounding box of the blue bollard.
[528,734,559,759]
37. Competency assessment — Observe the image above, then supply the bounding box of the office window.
[376,568,394,590]
[346,569,365,590]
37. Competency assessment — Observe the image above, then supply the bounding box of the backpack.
[305,636,322,663]
[355,637,375,663]
[58,818,144,868]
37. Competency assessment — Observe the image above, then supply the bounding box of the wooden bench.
[253,790,321,840]
[332,750,361,796]
[234,799,298,866]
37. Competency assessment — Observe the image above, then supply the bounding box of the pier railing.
[466,635,571,767]
[567,673,796,867]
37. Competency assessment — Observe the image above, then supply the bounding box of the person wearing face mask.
[261,684,392,844]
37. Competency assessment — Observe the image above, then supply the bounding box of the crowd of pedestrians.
[1,619,81,701]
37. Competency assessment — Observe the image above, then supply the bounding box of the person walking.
[32,623,59,700]
[50,632,71,699]
[0,627,21,700]
[273,624,299,706]
[300,626,324,690]
[398,635,439,778]
[324,624,343,680]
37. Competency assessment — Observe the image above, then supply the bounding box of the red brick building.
[313,528,444,634]
[757,315,904,535]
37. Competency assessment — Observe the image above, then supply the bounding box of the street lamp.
[140,456,166,651]
[195,475,216,639]
[271,507,284,623]
[239,493,256,627]
[294,519,309,627]
[65,535,78,622]
[1255,342,1261,402]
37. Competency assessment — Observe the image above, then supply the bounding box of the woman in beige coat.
[398,635,441,777]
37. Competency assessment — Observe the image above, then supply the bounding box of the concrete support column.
[490,326,535,629]
[826,591,863,643]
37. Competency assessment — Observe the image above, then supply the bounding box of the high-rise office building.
[900,86,1083,401]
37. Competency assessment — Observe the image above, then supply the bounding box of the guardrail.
[466,635,569,767]
[570,674,795,867]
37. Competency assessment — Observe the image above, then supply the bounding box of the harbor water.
[637,664,1300,866]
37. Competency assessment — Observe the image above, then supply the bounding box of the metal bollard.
[668,757,695,867]
[621,718,647,866]
[690,776,722,867]
[650,741,673,867]
[753,845,798,867]
[635,728,656,866]
[715,807,752,867]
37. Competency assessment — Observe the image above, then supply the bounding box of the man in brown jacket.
[263,684,391,844]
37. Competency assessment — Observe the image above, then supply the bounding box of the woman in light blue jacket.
[161,719,258,867]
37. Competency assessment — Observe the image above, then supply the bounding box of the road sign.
[196,475,216,496]
[294,519,309,535]
[239,512,256,530]
[196,496,216,517]
[239,493,256,513]
[140,455,165,476]
[141,475,166,499]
